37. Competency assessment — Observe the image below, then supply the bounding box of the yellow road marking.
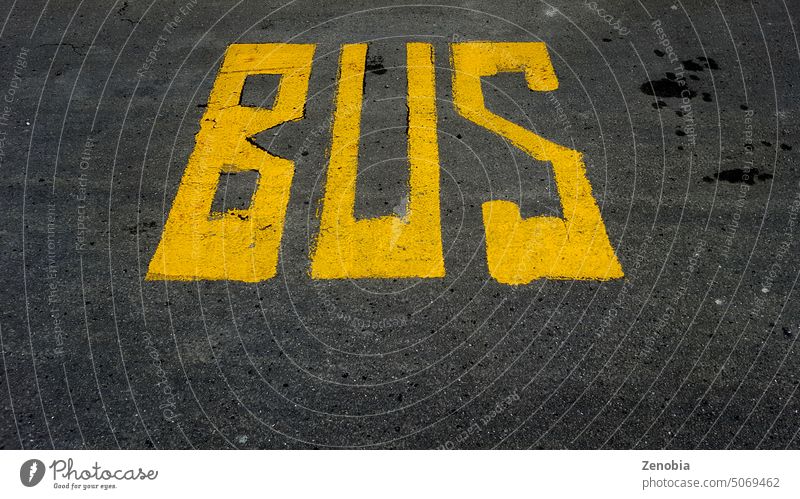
[451,42,623,284]
[147,43,315,282]
[149,42,622,284]
[310,43,445,278]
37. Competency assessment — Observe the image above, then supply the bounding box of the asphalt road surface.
[1,0,799,449]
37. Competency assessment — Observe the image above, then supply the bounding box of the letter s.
[450,42,623,284]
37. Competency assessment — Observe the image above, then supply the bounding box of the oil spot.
[365,55,387,75]
[675,129,686,136]
[740,104,749,110]
[682,59,704,71]
[675,109,684,117]
[698,56,720,69]
[602,38,612,42]
[640,78,697,99]
[702,92,712,102]
[652,100,668,109]
[654,49,665,57]
[681,57,720,72]
[702,168,773,185]
[780,143,792,150]
[761,140,771,147]
[689,74,699,80]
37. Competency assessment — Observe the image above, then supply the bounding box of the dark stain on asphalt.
[703,168,773,184]
[652,100,668,109]
[365,55,387,75]
[641,57,720,99]
[681,57,721,71]
[640,78,697,99]
[641,56,721,99]
[759,141,793,151]
[682,59,704,71]
[698,56,720,69]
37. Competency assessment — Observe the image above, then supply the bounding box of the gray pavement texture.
[1,0,799,449]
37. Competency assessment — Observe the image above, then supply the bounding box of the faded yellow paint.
[147,44,315,282]
[451,42,623,284]
[310,43,445,278]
